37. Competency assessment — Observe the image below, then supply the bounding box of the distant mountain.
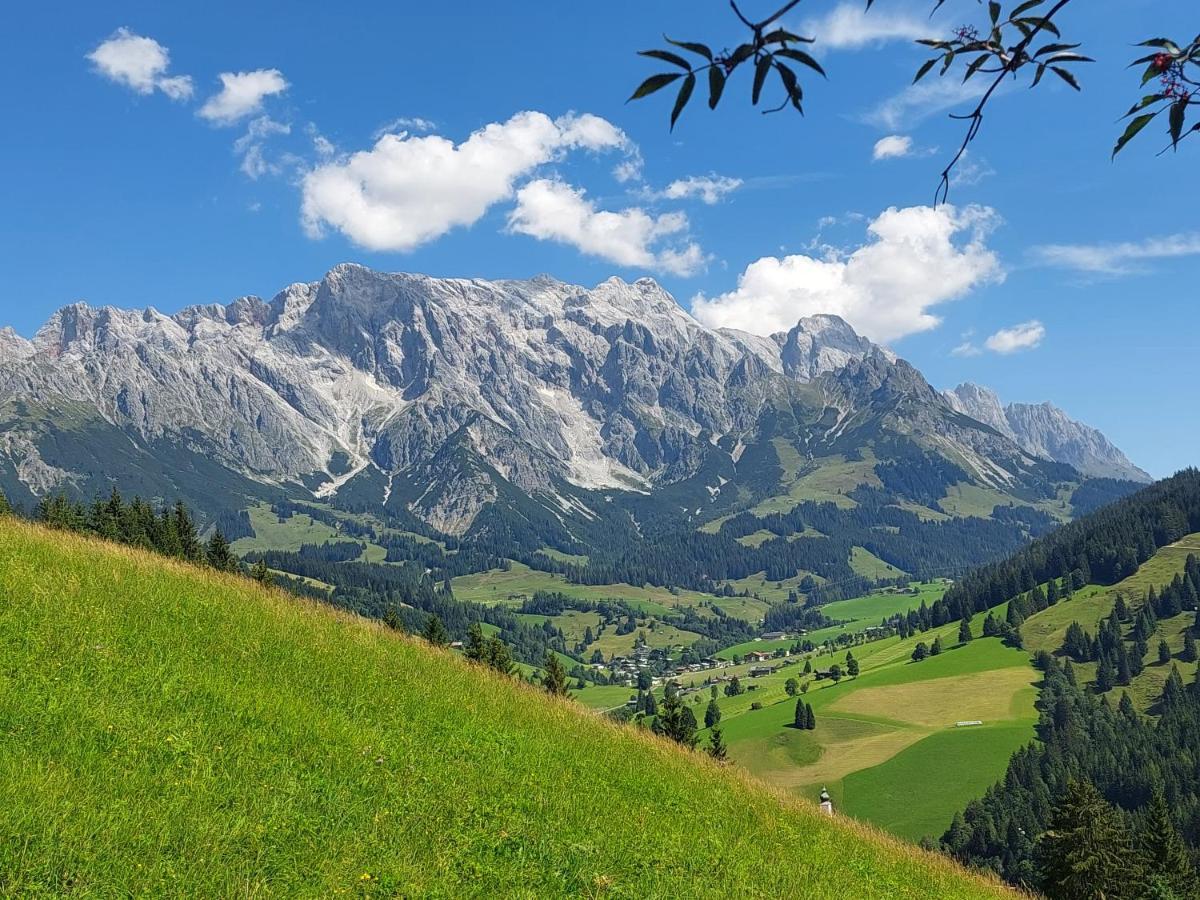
[0,264,1145,583]
[943,383,1150,483]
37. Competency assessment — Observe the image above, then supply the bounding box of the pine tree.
[250,558,274,587]
[911,642,929,662]
[707,726,728,761]
[958,617,973,644]
[1035,780,1142,900]
[204,529,239,573]
[542,651,568,696]
[656,691,698,748]
[705,698,722,728]
[806,703,816,730]
[1096,655,1116,692]
[847,656,859,677]
[794,697,806,729]
[423,614,450,646]
[1159,639,1173,665]
[930,636,943,656]
[1182,631,1197,664]
[0,488,12,516]
[1139,788,1195,898]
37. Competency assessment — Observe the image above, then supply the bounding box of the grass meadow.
[0,518,1014,897]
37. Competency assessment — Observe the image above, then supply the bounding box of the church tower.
[819,786,833,816]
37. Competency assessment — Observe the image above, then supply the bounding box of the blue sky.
[1,0,1195,477]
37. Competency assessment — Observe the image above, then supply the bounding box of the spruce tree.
[1159,639,1173,665]
[423,614,450,646]
[1139,788,1195,898]
[930,636,943,656]
[1182,631,1197,664]
[794,697,806,729]
[707,726,728,761]
[0,488,12,516]
[847,656,859,677]
[958,617,973,644]
[705,698,722,728]
[204,529,238,573]
[656,691,698,748]
[911,642,928,662]
[805,703,816,730]
[542,651,569,696]
[1035,780,1142,900]
[250,558,274,587]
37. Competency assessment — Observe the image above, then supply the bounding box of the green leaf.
[1023,16,1061,38]
[775,63,803,112]
[1050,66,1080,90]
[1169,98,1186,147]
[1031,62,1046,88]
[1137,38,1181,54]
[728,43,756,67]
[628,72,684,102]
[988,1,1001,25]
[1034,42,1081,57]
[762,28,814,44]
[638,49,691,70]
[670,72,696,130]
[707,66,726,110]
[1141,63,1162,87]
[775,48,826,77]
[1111,112,1155,158]
[913,57,938,84]
[752,55,772,105]
[1123,93,1167,117]
[963,53,990,82]
[1011,0,1046,17]
[665,37,713,61]
[1045,53,1094,64]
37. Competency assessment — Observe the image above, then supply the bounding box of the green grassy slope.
[0,520,1011,898]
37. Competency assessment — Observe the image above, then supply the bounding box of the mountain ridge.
[0,265,1145,551]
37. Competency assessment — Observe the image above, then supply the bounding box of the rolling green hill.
[0,519,1012,898]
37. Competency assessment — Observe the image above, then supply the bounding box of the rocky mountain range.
[943,383,1150,483]
[0,264,1148,547]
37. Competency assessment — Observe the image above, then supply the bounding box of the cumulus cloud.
[1031,233,1200,276]
[872,135,913,160]
[951,340,983,357]
[199,69,288,125]
[87,27,193,100]
[300,111,630,252]
[691,204,1002,342]
[653,174,742,204]
[508,179,705,276]
[804,3,939,49]
[985,320,1045,354]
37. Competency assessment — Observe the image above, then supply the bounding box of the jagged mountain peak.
[772,313,895,382]
[944,382,1150,483]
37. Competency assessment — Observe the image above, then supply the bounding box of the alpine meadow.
[2,1,1198,897]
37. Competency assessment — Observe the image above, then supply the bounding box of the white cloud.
[508,179,705,277]
[374,116,436,138]
[949,151,995,187]
[951,340,982,357]
[804,3,939,49]
[865,79,986,131]
[233,116,291,179]
[87,28,193,100]
[300,111,630,252]
[1031,233,1200,276]
[872,135,913,160]
[691,204,1002,342]
[199,69,288,126]
[985,320,1045,354]
[613,156,644,184]
[655,174,742,204]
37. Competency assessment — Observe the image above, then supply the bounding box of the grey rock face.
[944,383,1150,482]
[0,265,1148,534]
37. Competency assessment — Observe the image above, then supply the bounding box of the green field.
[849,546,908,580]
[451,560,735,619]
[232,503,387,563]
[0,519,1011,897]
[707,603,1037,841]
[751,449,881,515]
